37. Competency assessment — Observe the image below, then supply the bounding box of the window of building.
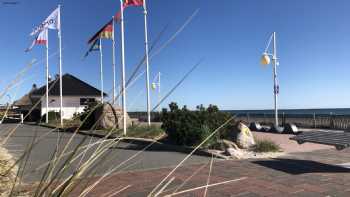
[80,98,96,105]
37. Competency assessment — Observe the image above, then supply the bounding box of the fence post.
[282,112,285,126]
[313,113,316,128]
[20,114,24,124]
[330,112,334,129]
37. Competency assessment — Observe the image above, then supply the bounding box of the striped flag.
[83,39,101,58]
[25,29,47,52]
[88,20,113,44]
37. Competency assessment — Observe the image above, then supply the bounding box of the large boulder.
[94,103,132,130]
[236,122,256,149]
[221,139,243,159]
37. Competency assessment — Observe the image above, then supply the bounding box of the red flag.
[123,0,143,8]
[114,11,121,21]
[25,29,47,52]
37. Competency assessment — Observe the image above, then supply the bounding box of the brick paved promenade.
[71,148,350,197]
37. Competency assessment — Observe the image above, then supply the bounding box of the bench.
[290,131,350,151]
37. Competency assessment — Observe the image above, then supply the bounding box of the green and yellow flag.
[83,39,101,58]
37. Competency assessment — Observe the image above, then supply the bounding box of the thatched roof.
[13,93,32,106]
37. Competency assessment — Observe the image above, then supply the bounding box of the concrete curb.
[36,124,228,159]
[75,130,228,159]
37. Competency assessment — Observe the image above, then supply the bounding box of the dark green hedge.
[41,111,61,122]
[161,102,236,147]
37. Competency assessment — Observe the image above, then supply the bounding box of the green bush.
[254,139,281,152]
[78,101,100,129]
[161,102,235,146]
[41,111,60,122]
[119,125,165,139]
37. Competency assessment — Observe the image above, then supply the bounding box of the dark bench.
[290,131,350,150]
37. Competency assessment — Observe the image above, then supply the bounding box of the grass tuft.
[254,139,281,153]
[117,125,165,139]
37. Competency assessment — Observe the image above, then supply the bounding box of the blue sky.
[1,0,350,111]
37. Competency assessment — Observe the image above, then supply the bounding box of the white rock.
[236,122,256,149]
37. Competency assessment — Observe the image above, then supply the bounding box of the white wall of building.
[41,96,101,119]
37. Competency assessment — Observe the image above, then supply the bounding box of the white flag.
[26,29,48,52]
[30,7,61,36]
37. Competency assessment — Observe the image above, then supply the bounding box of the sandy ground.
[252,131,333,153]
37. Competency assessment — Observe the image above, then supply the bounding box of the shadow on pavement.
[111,139,213,157]
[252,158,350,175]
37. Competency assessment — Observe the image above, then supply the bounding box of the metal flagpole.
[112,16,116,105]
[118,85,122,106]
[58,4,63,126]
[158,72,161,112]
[272,32,279,127]
[120,1,127,135]
[100,38,104,103]
[45,30,49,124]
[143,0,151,126]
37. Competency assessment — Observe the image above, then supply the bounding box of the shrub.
[161,102,235,146]
[78,101,100,129]
[254,139,281,152]
[41,111,60,123]
[119,125,165,139]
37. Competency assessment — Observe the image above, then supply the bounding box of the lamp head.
[151,83,157,90]
[261,53,271,65]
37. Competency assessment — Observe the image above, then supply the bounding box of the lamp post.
[261,32,280,128]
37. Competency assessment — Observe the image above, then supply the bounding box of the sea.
[225,108,350,116]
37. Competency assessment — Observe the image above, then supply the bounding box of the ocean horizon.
[224,108,350,115]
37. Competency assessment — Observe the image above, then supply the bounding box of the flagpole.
[112,17,116,105]
[158,72,161,113]
[45,30,49,124]
[58,4,63,126]
[272,32,279,127]
[143,0,151,126]
[118,85,122,106]
[120,1,127,135]
[100,38,104,103]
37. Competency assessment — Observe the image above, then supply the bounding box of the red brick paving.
[69,148,350,196]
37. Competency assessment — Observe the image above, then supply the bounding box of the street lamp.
[151,72,161,112]
[261,32,282,131]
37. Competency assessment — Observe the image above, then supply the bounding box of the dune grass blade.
[33,146,59,197]
[115,9,198,104]
[0,59,35,101]
[9,129,37,196]
[78,140,158,197]
[124,24,170,91]
[152,59,203,111]
[170,163,209,194]
[164,177,248,197]
[102,185,131,197]
[29,139,115,175]
[1,78,61,146]
[203,154,214,197]
[154,177,175,197]
[1,7,202,197]
[150,9,200,59]
[148,115,237,196]
[52,136,123,196]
